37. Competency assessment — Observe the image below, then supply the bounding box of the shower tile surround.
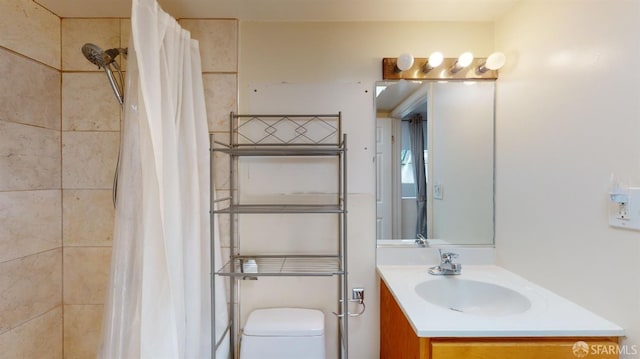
[59,18,122,358]
[0,2,238,357]
[0,0,63,357]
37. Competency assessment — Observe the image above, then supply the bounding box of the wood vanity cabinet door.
[430,338,620,359]
[380,280,430,359]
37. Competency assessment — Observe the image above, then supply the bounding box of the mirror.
[375,80,495,246]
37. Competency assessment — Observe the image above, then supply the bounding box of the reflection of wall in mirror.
[431,82,494,244]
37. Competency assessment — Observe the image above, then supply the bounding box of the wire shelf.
[217,255,343,277]
[213,145,345,157]
[213,204,345,214]
[211,114,349,359]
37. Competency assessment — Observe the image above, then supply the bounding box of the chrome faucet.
[415,234,429,247]
[428,249,461,275]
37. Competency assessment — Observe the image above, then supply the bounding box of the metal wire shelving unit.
[211,112,348,359]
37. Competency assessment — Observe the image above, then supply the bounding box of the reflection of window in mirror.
[397,115,428,239]
[400,120,428,199]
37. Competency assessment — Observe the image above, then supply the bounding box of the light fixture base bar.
[382,57,498,80]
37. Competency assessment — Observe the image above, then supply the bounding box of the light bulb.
[422,52,444,73]
[428,52,444,68]
[450,52,474,74]
[485,52,506,70]
[457,52,474,68]
[396,53,414,71]
[477,52,506,73]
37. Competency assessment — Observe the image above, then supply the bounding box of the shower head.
[81,43,127,69]
[81,42,127,107]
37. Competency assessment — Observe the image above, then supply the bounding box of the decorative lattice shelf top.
[233,113,342,146]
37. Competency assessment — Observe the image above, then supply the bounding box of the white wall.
[239,21,495,90]
[495,0,640,354]
[239,21,495,358]
[240,82,373,359]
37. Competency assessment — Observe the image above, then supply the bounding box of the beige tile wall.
[60,18,122,359]
[0,0,61,68]
[0,307,63,359]
[61,19,120,72]
[181,19,238,134]
[0,0,62,358]
[1,2,238,357]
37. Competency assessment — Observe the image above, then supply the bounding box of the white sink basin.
[378,265,624,337]
[415,278,532,316]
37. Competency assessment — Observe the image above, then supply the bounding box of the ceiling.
[35,0,520,21]
[376,81,423,112]
[376,80,431,118]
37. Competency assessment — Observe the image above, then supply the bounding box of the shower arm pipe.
[105,61,125,106]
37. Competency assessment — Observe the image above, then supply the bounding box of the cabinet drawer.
[431,338,620,359]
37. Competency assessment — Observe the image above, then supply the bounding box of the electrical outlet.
[616,202,630,220]
[609,187,640,231]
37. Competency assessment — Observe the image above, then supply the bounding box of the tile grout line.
[0,45,59,72]
[0,305,63,338]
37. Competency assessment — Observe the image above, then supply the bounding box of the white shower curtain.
[99,0,228,357]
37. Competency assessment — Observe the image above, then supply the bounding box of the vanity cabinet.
[380,280,620,359]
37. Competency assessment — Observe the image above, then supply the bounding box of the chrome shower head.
[81,43,127,69]
[80,43,127,107]
[81,43,111,68]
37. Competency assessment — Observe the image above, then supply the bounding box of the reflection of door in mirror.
[376,113,428,240]
[376,118,392,239]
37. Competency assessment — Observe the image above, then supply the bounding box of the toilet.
[240,307,326,359]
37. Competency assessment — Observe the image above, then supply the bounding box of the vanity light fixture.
[477,51,506,73]
[422,51,444,73]
[382,52,501,80]
[395,53,414,72]
[450,52,474,74]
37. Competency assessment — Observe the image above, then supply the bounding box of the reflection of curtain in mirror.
[409,114,428,238]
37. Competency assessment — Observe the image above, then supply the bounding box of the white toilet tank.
[240,308,326,359]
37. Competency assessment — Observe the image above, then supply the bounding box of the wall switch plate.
[609,187,640,231]
[433,183,443,200]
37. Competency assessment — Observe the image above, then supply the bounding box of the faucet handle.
[439,250,459,261]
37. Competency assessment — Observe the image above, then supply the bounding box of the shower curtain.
[99,0,228,357]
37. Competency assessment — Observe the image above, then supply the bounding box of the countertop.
[377,264,625,338]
